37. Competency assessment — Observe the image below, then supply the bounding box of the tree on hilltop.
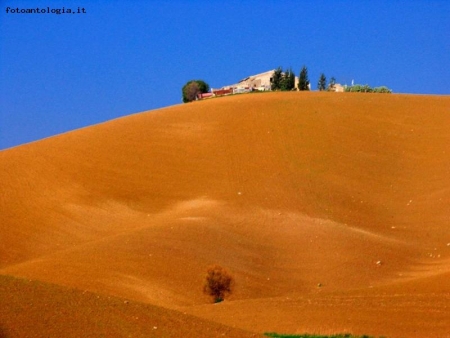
[182,80,210,103]
[318,73,327,91]
[272,67,295,91]
[271,67,283,91]
[298,66,310,91]
[328,77,336,91]
[288,68,296,90]
[280,67,295,91]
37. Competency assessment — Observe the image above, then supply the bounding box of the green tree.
[288,68,296,90]
[182,80,210,103]
[318,73,327,91]
[280,68,295,91]
[328,77,336,91]
[271,67,283,91]
[298,66,310,91]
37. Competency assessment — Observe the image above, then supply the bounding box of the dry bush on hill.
[203,265,234,303]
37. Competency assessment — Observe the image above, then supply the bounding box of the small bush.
[345,84,391,93]
[203,264,234,303]
[264,333,375,338]
[373,86,392,93]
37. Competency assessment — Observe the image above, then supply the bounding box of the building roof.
[223,69,276,89]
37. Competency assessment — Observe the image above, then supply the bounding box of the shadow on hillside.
[0,326,9,338]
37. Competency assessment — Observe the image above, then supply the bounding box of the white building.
[222,70,299,91]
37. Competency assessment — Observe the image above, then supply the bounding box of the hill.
[0,274,259,338]
[1,92,449,337]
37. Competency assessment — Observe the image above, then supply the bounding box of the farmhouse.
[200,69,348,100]
[222,69,275,91]
[330,83,345,92]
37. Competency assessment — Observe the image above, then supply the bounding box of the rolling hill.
[1,92,449,337]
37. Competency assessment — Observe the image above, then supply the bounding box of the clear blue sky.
[1,0,449,150]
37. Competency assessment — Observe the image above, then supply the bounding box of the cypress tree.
[285,68,295,91]
[298,66,310,91]
[318,73,327,91]
[279,68,296,91]
[271,67,283,91]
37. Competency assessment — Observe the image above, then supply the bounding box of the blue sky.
[1,0,449,150]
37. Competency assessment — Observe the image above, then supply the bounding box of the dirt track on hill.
[1,92,450,337]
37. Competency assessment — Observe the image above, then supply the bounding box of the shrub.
[203,265,234,303]
[373,86,392,93]
[264,334,375,338]
[345,84,391,93]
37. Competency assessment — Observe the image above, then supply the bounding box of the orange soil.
[0,274,258,338]
[1,92,449,337]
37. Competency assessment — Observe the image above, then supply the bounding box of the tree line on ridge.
[182,66,391,102]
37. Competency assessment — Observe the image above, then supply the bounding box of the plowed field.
[1,92,449,337]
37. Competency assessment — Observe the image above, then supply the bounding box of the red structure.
[197,92,214,99]
[212,89,233,96]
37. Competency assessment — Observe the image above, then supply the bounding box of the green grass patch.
[264,333,378,338]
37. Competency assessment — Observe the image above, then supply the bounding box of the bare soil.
[1,92,449,337]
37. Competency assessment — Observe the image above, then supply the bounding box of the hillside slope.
[1,92,449,337]
[0,274,259,338]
